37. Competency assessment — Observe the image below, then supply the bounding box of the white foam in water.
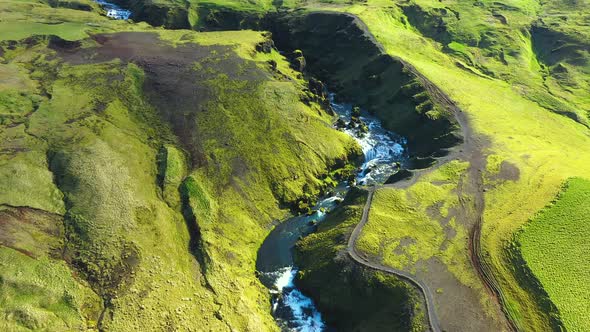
[330,94,407,185]
[94,0,132,20]
[319,196,341,205]
[272,267,325,332]
[275,267,295,291]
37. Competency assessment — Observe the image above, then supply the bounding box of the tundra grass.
[516,178,590,332]
[0,247,102,331]
[341,2,590,330]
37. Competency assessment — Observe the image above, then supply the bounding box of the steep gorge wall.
[109,1,463,166]
[269,12,462,165]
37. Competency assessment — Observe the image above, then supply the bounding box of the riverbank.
[256,90,411,330]
[0,6,362,330]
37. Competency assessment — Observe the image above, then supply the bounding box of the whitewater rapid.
[330,93,407,185]
[257,94,407,331]
[94,0,131,20]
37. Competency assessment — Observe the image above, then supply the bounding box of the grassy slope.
[0,246,102,331]
[132,0,590,328]
[0,2,360,330]
[341,1,590,330]
[517,178,590,332]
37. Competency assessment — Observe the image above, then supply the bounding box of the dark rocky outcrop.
[111,0,190,29]
[193,5,266,31]
[385,169,413,184]
[268,12,462,165]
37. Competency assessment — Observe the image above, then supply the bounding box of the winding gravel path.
[346,189,441,332]
[298,11,514,331]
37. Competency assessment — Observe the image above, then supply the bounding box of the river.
[256,94,407,331]
[90,5,407,326]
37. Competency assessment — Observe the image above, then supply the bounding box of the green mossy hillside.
[0,8,360,330]
[0,206,102,331]
[399,0,589,124]
[513,178,590,332]
[294,187,426,331]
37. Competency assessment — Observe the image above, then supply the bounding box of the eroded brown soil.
[53,32,267,167]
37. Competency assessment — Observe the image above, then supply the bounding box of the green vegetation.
[515,178,590,331]
[0,0,150,42]
[358,161,469,276]
[0,247,102,331]
[295,188,426,331]
[0,3,360,330]
[0,204,102,331]
[158,145,188,207]
[2,0,590,330]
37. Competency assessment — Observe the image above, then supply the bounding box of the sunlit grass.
[517,178,590,332]
[342,1,590,329]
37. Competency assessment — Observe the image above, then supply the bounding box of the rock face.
[270,12,462,163]
[290,49,306,72]
[385,169,413,184]
[256,38,275,53]
[308,77,325,97]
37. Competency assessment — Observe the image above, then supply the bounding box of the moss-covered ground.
[0,2,361,330]
[2,0,590,330]
[515,178,590,332]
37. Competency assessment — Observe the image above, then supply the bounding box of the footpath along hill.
[1,0,590,331]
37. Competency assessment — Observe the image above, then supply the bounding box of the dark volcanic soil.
[53,32,266,167]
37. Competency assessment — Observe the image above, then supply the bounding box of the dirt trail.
[347,189,441,332]
[341,16,517,329]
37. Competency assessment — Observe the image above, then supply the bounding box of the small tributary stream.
[256,94,408,331]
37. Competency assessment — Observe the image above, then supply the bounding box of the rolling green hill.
[0,5,361,329]
[1,0,589,331]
